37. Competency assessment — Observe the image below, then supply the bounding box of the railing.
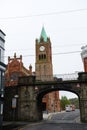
[54,72,79,81]
[36,72,79,81]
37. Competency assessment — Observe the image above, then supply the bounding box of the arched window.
[39,54,41,60]
[44,54,46,59]
[39,54,46,60]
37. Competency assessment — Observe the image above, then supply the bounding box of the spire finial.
[39,26,47,43]
[14,53,16,58]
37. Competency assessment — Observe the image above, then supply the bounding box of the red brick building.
[81,45,87,72]
[5,53,32,87]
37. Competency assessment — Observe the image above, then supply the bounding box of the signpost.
[12,98,17,121]
[12,98,16,109]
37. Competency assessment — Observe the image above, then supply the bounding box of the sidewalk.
[43,111,66,120]
[3,121,29,130]
[3,113,52,130]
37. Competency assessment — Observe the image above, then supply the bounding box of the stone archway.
[36,87,80,121]
[10,72,87,122]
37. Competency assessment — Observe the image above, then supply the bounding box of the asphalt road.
[49,109,80,123]
[16,109,87,130]
[19,123,87,130]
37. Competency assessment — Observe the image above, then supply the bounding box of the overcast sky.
[0,0,87,99]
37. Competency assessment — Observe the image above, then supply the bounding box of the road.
[17,109,87,130]
[49,109,80,123]
[19,123,87,130]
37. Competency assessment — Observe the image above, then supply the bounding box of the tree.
[69,98,79,109]
[60,96,71,110]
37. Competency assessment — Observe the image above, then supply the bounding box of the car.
[65,104,75,112]
[65,105,72,112]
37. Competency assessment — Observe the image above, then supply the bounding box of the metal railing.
[36,72,79,81]
[54,72,79,81]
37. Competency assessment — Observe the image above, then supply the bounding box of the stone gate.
[3,72,87,122]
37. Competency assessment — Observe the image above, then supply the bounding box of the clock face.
[39,46,45,51]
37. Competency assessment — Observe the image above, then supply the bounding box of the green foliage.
[60,96,79,110]
[60,96,71,110]
[69,98,79,109]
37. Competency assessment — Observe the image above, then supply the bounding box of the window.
[0,70,5,90]
[0,49,1,61]
[10,72,19,81]
[44,54,46,59]
[39,54,46,60]
[0,71,1,89]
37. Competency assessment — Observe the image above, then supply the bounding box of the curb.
[18,121,44,130]
[75,116,80,123]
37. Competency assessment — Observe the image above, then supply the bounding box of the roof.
[39,26,48,42]
[0,29,6,36]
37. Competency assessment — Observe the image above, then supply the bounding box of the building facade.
[4,53,33,121]
[5,53,32,87]
[35,27,60,112]
[0,29,6,128]
[81,45,87,72]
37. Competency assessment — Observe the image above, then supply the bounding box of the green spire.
[39,26,48,43]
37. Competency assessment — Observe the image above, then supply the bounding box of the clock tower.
[35,27,60,112]
[35,26,53,81]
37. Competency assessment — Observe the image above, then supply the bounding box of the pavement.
[3,111,80,130]
[45,111,80,123]
[3,113,49,124]
[43,111,63,120]
[2,112,53,129]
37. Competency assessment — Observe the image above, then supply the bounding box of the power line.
[53,51,81,55]
[52,43,86,48]
[4,50,81,58]
[0,8,87,20]
[5,43,84,52]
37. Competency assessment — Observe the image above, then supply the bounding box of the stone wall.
[3,86,18,121]
[3,85,42,121]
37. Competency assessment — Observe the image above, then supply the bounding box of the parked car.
[65,104,75,112]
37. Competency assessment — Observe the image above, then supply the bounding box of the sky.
[0,0,87,99]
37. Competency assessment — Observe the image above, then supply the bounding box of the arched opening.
[59,91,80,114]
[37,89,80,122]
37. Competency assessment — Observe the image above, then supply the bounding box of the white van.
[65,105,72,112]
